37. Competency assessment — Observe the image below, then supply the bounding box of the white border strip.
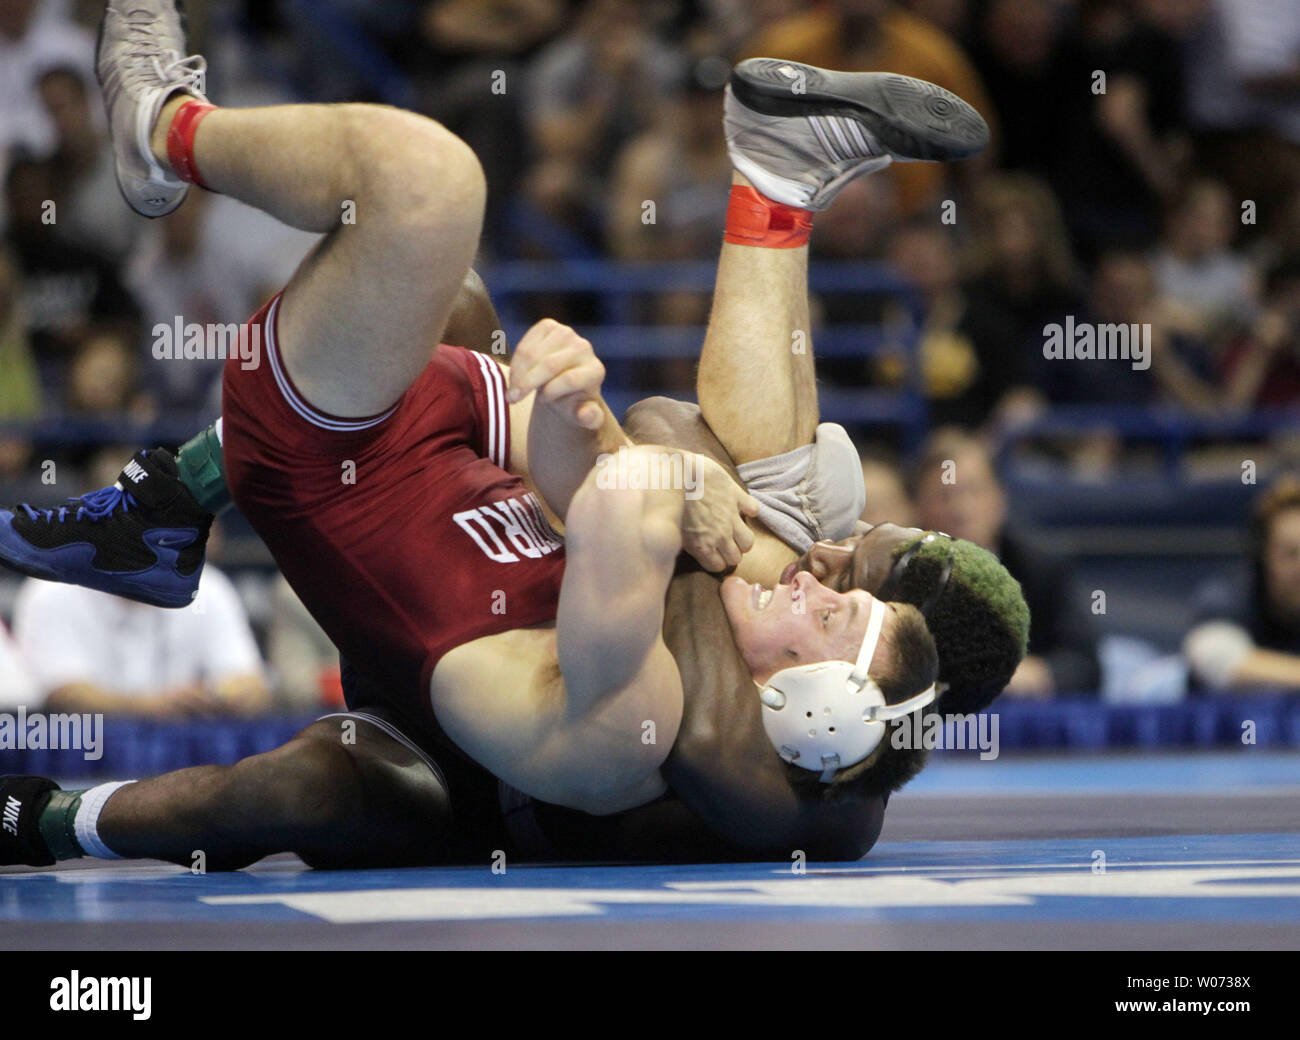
[471,352,509,469]
[263,295,399,432]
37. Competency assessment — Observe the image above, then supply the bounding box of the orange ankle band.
[723,184,813,248]
[166,100,217,189]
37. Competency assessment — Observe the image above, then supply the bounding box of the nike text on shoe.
[96,1,209,217]
[0,449,212,608]
[725,58,990,211]
[0,776,60,867]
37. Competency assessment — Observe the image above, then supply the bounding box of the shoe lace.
[118,11,207,94]
[20,485,138,525]
[154,52,207,95]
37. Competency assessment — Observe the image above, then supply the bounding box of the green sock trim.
[176,422,232,515]
[38,790,86,861]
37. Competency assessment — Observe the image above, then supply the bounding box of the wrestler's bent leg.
[698,60,988,463]
[150,95,485,417]
[697,172,818,465]
[0,719,452,869]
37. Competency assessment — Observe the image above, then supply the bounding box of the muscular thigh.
[276,110,485,418]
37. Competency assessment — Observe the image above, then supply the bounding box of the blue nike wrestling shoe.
[0,449,211,608]
[725,59,990,211]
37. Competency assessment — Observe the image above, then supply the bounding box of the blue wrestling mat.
[3,750,1297,949]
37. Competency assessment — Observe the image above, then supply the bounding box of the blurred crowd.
[3,0,1300,713]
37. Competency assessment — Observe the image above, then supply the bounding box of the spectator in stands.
[125,189,269,414]
[967,0,1064,178]
[904,0,970,40]
[805,173,902,392]
[962,173,1081,419]
[9,434,270,717]
[1219,254,1300,409]
[410,0,568,245]
[0,0,94,167]
[4,154,139,375]
[37,64,144,262]
[811,173,900,265]
[885,218,1019,428]
[1185,475,1300,692]
[0,247,41,486]
[607,57,731,336]
[859,447,916,528]
[0,618,38,710]
[741,0,996,216]
[64,331,144,419]
[1030,248,1222,417]
[911,427,1101,697]
[607,58,731,267]
[12,563,271,717]
[1153,178,1258,339]
[521,0,686,249]
[1256,192,1300,273]
[1048,0,1191,261]
[1187,0,1300,242]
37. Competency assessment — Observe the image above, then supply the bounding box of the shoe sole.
[730,58,989,162]
[0,530,196,609]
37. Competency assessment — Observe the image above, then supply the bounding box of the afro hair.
[887,534,1030,714]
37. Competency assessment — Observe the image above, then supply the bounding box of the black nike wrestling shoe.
[725,58,990,211]
[0,448,211,608]
[0,776,60,867]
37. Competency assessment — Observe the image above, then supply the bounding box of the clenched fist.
[506,318,606,430]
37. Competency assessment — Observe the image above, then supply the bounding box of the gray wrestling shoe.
[96,1,209,217]
[725,58,990,211]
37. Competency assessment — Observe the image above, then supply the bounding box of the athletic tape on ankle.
[177,423,232,515]
[37,789,85,861]
[723,184,813,248]
[166,100,217,189]
[74,780,136,859]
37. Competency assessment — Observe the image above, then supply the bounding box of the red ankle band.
[723,184,813,248]
[166,100,217,189]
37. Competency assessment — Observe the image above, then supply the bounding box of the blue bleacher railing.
[479,259,932,448]
[8,696,1298,780]
[993,404,1300,478]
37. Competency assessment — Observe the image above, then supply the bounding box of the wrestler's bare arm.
[508,319,631,521]
[432,449,684,815]
[551,457,686,796]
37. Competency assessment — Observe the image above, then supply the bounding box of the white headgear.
[757,596,937,783]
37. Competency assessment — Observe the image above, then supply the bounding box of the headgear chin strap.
[757,597,937,783]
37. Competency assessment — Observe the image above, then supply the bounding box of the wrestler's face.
[786,522,927,597]
[721,570,889,684]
